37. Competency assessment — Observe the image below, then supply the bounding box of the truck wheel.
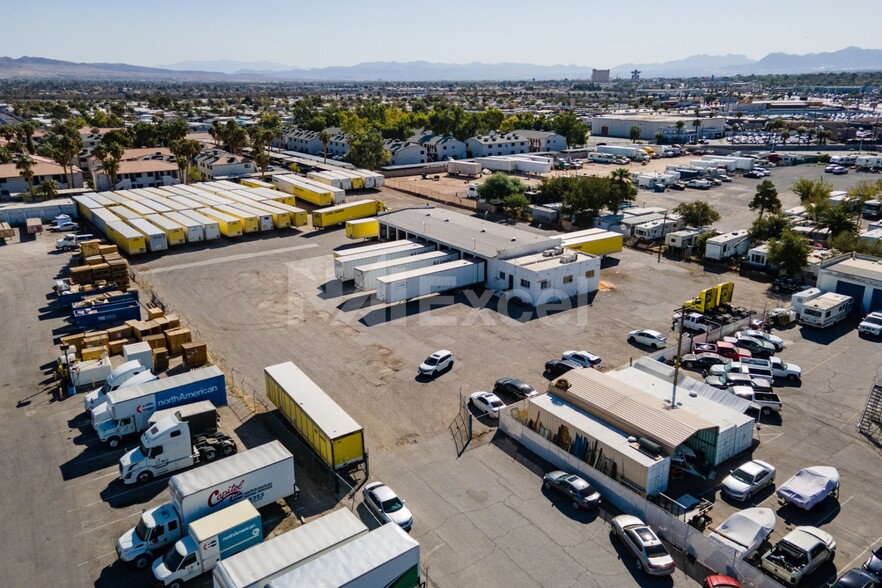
[761,407,772,416]
[221,443,235,456]
[106,436,121,449]
[203,447,217,462]
[137,471,153,484]
[787,374,799,383]
[133,553,152,569]
[170,581,184,588]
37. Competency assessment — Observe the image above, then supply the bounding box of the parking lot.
[2,177,881,587]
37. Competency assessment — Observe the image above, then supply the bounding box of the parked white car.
[469,391,505,418]
[419,350,453,376]
[859,311,882,336]
[562,350,603,369]
[363,482,413,532]
[721,460,776,501]
[628,330,667,349]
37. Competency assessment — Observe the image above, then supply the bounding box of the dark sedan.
[680,352,727,371]
[544,359,581,378]
[493,377,539,399]
[542,470,601,509]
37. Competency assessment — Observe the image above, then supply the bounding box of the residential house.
[512,129,567,152]
[465,132,531,158]
[383,139,427,166]
[194,149,256,179]
[91,148,180,191]
[410,131,467,161]
[0,155,84,198]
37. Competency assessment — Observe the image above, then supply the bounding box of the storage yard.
[3,172,882,588]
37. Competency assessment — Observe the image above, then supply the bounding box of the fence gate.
[448,392,472,456]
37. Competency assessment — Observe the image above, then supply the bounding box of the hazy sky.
[4,0,880,69]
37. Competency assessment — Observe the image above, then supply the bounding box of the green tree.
[16,121,39,153]
[792,177,832,205]
[93,142,125,189]
[749,213,791,241]
[252,149,271,179]
[675,120,685,142]
[817,129,832,145]
[535,175,574,205]
[15,153,35,195]
[345,128,388,170]
[258,112,283,152]
[673,200,721,227]
[187,167,202,184]
[848,181,880,228]
[0,145,12,164]
[209,120,224,147]
[38,178,58,199]
[609,167,635,210]
[767,231,811,277]
[749,180,782,217]
[561,175,613,225]
[502,193,531,221]
[318,129,330,163]
[692,119,702,142]
[476,172,526,202]
[694,231,714,257]
[655,130,665,145]
[222,121,248,155]
[629,125,641,143]
[169,139,202,185]
[551,113,588,146]
[817,205,858,238]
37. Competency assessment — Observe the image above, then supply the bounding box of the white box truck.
[119,401,237,485]
[354,251,459,291]
[597,144,649,162]
[447,160,481,177]
[334,242,433,281]
[212,508,368,588]
[375,260,485,303]
[117,440,296,569]
[152,501,263,587]
[92,366,226,448]
[265,523,420,588]
[83,360,156,412]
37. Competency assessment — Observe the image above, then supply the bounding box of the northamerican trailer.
[355,250,459,291]
[265,361,366,472]
[376,260,485,303]
[212,508,369,588]
[334,242,433,281]
[311,199,385,229]
[242,186,297,206]
[306,171,348,191]
[265,523,420,588]
[345,218,379,240]
[127,217,169,252]
[330,169,365,189]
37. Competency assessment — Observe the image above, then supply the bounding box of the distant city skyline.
[4,0,881,70]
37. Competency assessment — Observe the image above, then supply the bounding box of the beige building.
[0,155,84,198]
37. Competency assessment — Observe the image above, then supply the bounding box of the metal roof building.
[609,361,755,466]
[526,392,671,495]
[817,252,882,313]
[547,368,719,465]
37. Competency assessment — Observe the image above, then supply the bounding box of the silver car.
[721,460,776,501]
[611,515,676,575]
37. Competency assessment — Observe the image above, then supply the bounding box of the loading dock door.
[835,280,865,313]
[870,287,882,313]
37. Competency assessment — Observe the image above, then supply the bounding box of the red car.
[713,341,752,360]
[704,575,741,588]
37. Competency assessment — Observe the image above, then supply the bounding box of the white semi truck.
[83,360,155,413]
[116,440,296,569]
[119,401,237,484]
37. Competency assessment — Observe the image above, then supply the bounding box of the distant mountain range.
[2,47,882,81]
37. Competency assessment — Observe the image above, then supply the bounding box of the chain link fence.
[385,178,478,211]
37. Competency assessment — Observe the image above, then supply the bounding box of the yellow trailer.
[213,204,260,233]
[105,220,147,255]
[272,175,344,207]
[234,200,292,229]
[253,199,307,227]
[345,218,379,240]
[311,199,386,229]
[244,186,296,206]
[197,207,243,237]
[239,178,276,190]
[144,214,186,246]
[561,229,623,258]
[265,362,366,472]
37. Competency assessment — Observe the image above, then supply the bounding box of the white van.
[83,361,156,412]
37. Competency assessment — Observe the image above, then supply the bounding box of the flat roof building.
[817,253,882,313]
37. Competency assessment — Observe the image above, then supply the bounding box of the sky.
[3,0,881,70]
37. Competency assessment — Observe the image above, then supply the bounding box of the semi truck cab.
[117,504,182,568]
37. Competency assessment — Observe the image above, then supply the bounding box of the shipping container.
[239,178,276,190]
[447,160,482,176]
[145,214,187,246]
[213,204,261,233]
[355,250,458,291]
[105,220,147,254]
[312,199,386,229]
[212,508,368,588]
[265,524,420,588]
[272,175,344,206]
[561,229,623,258]
[334,242,433,281]
[179,210,221,240]
[163,212,204,242]
[265,362,366,471]
[198,208,244,237]
[376,260,484,303]
[127,217,169,252]
[345,218,379,240]
[223,202,275,231]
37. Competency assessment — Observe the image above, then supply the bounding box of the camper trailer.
[704,230,750,261]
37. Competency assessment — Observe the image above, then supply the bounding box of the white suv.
[859,311,882,336]
[562,350,603,369]
[418,350,453,376]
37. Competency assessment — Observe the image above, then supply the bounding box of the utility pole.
[657,211,668,264]
[671,308,686,409]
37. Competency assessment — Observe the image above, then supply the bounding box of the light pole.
[670,308,687,410]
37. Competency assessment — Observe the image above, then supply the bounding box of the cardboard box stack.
[181,341,208,368]
[66,241,130,291]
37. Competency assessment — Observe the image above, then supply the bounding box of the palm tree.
[675,120,685,143]
[780,130,791,145]
[224,121,247,155]
[209,120,223,147]
[817,205,858,238]
[692,119,702,143]
[817,129,832,145]
[170,139,202,185]
[319,129,330,163]
[629,125,641,143]
[16,121,39,153]
[39,178,58,200]
[253,150,271,179]
[609,168,634,210]
[15,153,35,195]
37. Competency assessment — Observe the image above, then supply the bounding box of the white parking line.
[841,535,882,572]
[66,477,166,512]
[75,511,143,537]
[139,243,319,275]
[77,550,116,567]
[64,470,119,489]
[814,495,853,527]
[802,346,849,376]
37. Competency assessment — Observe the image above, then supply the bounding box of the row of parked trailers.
[72,182,312,253]
[305,168,384,192]
[332,239,486,303]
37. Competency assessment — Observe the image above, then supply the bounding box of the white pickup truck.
[761,526,835,585]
